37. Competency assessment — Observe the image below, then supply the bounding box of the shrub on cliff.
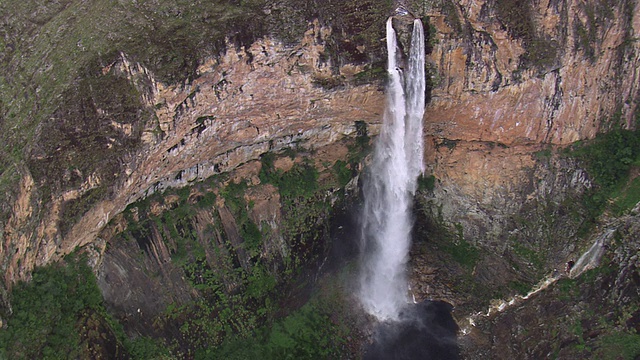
[0,254,118,359]
[574,129,640,189]
[570,127,640,221]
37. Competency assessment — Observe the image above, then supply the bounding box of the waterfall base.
[363,300,460,360]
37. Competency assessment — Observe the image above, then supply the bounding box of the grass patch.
[595,332,640,360]
[611,176,640,214]
[508,281,531,296]
[555,277,579,301]
[534,147,552,160]
[512,241,544,270]
[443,239,479,269]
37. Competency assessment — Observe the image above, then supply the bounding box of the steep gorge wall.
[1,22,385,290]
[417,0,640,275]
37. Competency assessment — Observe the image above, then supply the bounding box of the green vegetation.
[544,255,639,360]
[424,221,479,270]
[333,160,352,187]
[259,154,319,204]
[571,129,640,189]
[417,174,436,192]
[568,127,640,222]
[344,120,372,169]
[114,177,276,352]
[127,336,172,360]
[221,179,263,253]
[353,63,388,85]
[199,261,357,360]
[110,150,343,355]
[200,301,345,360]
[595,332,640,360]
[276,163,319,202]
[508,281,531,296]
[534,147,552,160]
[0,253,104,358]
[555,262,614,301]
[512,240,544,271]
[258,151,336,267]
[612,176,640,214]
[442,234,479,269]
[0,253,168,359]
[355,120,370,148]
[555,277,579,301]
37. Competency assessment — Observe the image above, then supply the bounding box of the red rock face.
[427,0,640,146]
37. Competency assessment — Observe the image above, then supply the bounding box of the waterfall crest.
[358,18,425,321]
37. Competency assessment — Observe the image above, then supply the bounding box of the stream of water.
[358,17,425,322]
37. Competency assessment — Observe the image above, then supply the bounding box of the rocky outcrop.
[410,0,640,356]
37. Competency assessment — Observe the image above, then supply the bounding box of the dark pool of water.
[364,300,460,360]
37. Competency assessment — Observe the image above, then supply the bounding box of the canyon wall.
[1,0,640,356]
[1,22,384,289]
[420,0,640,276]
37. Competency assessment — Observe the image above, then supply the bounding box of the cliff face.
[413,0,640,356]
[428,0,639,145]
[7,0,640,290]
[1,22,384,288]
[420,0,640,271]
[459,209,640,359]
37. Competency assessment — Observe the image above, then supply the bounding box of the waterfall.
[358,17,425,321]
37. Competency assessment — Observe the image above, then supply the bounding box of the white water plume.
[358,17,425,321]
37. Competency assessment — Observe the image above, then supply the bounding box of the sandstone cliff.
[420,0,640,280]
[1,19,384,288]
